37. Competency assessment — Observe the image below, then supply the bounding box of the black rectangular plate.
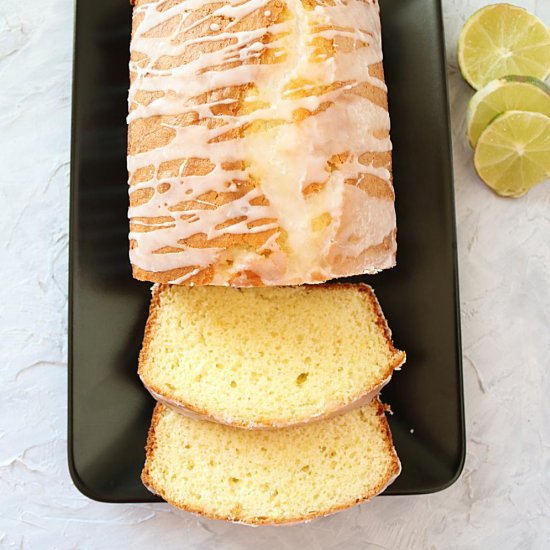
[69,0,464,502]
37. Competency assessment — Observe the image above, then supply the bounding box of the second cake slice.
[139,284,405,429]
[142,399,400,524]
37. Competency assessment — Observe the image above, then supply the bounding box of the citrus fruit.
[458,4,550,90]
[467,76,550,147]
[474,110,550,197]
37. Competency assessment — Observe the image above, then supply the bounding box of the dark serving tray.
[69,0,464,502]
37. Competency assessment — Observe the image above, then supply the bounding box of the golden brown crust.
[137,284,164,382]
[128,0,396,286]
[141,400,401,525]
[132,265,215,285]
[138,283,406,429]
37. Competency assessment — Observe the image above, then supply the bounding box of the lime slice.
[467,76,550,147]
[458,4,550,90]
[474,110,550,197]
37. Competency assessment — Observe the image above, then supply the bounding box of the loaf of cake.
[139,284,405,428]
[128,0,396,286]
[142,399,400,524]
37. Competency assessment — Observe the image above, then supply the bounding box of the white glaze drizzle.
[128,0,395,284]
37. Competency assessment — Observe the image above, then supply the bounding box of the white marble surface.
[1,0,549,547]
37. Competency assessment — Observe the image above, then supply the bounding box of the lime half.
[474,111,550,197]
[458,4,550,90]
[467,76,550,147]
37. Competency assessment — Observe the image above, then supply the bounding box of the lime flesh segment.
[474,111,550,197]
[458,4,550,90]
[467,76,550,147]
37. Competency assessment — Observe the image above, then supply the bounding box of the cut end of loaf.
[142,399,401,525]
[138,283,406,429]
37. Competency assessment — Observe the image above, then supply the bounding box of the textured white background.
[1,0,549,548]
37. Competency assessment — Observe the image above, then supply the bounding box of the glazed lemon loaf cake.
[128,0,396,286]
[142,399,400,524]
[139,283,405,428]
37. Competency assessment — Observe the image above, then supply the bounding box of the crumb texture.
[143,400,400,524]
[139,284,405,427]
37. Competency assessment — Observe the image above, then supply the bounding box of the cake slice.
[142,399,400,525]
[139,283,405,429]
